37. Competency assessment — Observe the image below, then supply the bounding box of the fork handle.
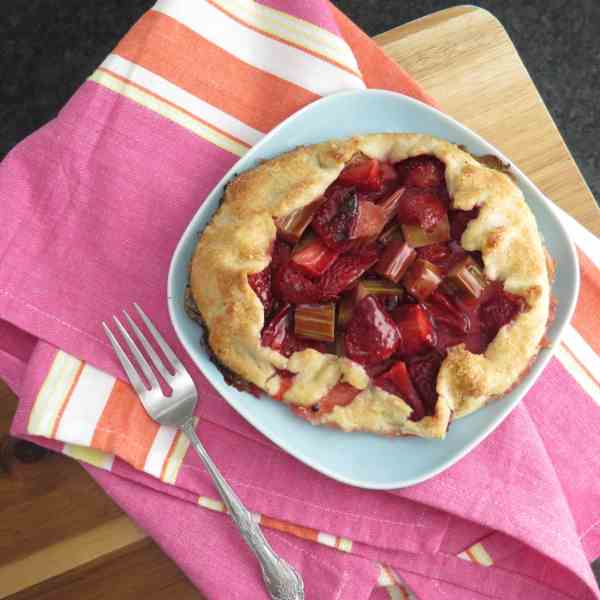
[181,419,304,600]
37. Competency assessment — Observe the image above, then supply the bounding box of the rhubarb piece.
[354,279,403,303]
[446,256,487,299]
[375,361,425,421]
[396,188,447,232]
[273,262,321,304]
[337,158,382,191]
[320,248,379,300]
[392,304,436,356]
[402,259,443,302]
[294,303,336,342]
[248,268,273,314]
[376,240,417,283]
[480,287,525,337]
[397,155,446,189]
[401,214,450,248]
[378,187,406,221]
[450,207,480,240]
[379,222,404,245]
[337,294,355,330]
[275,199,324,243]
[344,296,401,365]
[291,234,339,278]
[350,200,387,239]
[407,352,443,414]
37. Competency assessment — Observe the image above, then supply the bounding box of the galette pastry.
[189,134,552,439]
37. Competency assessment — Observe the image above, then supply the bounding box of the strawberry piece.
[380,161,399,186]
[417,242,451,264]
[292,382,360,421]
[319,248,379,300]
[392,304,436,356]
[449,207,480,240]
[480,288,525,337]
[274,262,321,304]
[397,155,446,189]
[262,307,326,357]
[261,305,303,357]
[375,361,425,421]
[273,370,294,401]
[271,238,291,271]
[337,159,382,191]
[291,235,339,278]
[313,190,360,250]
[396,188,447,232]
[426,289,471,333]
[317,382,361,414]
[407,352,443,414]
[248,268,273,314]
[350,200,387,239]
[344,296,401,365]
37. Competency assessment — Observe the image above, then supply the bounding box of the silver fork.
[102,303,304,600]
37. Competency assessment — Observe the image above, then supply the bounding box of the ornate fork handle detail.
[181,419,304,600]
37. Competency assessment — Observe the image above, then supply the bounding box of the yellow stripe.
[556,343,600,406]
[89,69,249,157]
[63,443,114,470]
[198,496,226,512]
[466,542,493,566]
[211,0,360,73]
[336,537,352,552]
[161,417,197,484]
[28,352,82,437]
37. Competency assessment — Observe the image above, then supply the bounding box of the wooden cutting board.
[1,7,598,600]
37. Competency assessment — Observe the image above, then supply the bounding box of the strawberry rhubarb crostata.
[189,134,552,439]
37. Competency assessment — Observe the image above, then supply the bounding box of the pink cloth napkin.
[2,1,600,598]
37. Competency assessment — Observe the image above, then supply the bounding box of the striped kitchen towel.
[2,1,600,598]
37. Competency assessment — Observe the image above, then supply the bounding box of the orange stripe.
[572,249,600,357]
[260,515,319,542]
[114,10,319,133]
[331,5,436,106]
[50,362,85,438]
[159,429,182,480]
[96,67,250,149]
[205,0,362,79]
[91,379,159,470]
[465,548,478,563]
[561,342,600,390]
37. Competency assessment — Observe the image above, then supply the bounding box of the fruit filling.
[251,155,527,420]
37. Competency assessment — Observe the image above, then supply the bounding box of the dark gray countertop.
[1,0,599,585]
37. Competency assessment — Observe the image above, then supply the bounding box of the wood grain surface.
[1,7,598,600]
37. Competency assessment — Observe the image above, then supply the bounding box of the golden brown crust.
[190,134,550,439]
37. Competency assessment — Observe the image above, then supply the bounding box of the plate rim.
[167,88,579,489]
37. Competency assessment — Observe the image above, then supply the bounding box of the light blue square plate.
[167,90,578,489]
